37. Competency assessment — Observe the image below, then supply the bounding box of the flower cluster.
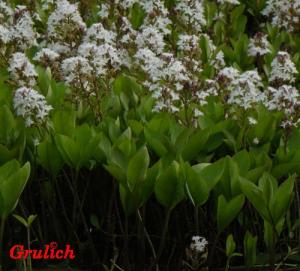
[225,70,265,110]
[61,56,92,91]
[185,235,208,270]
[248,32,271,57]
[11,6,38,50]
[13,87,53,127]
[47,0,86,55]
[0,3,37,50]
[269,51,298,84]
[175,0,206,33]
[190,236,208,253]
[7,49,52,127]
[34,48,60,63]
[262,0,300,32]
[9,52,37,87]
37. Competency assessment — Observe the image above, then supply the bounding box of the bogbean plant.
[0,0,300,270]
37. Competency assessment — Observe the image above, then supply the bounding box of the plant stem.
[225,257,231,271]
[269,230,276,271]
[149,209,171,270]
[65,170,100,264]
[27,227,32,271]
[137,209,158,271]
[195,206,199,234]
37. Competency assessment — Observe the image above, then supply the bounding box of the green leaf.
[258,172,277,202]
[185,165,209,206]
[0,105,15,143]
[27,214,37,227]
[139,162,159,205]
[244,231,257,268]
[13,214,28,228]
[193,158,225,191]
[119,184,136,216]
[226,234,236,257]
[264,220,275,250]
[127,146,150,191]
[144,127,168,157]
[130,3,146,29]
[0,162,30,218]
[217,194,245,233]
[233,150,251,175]
[110,146,128,173]
[37,138,63,175]
[55,135,79,168]
[0,160,20,182]
[154,161,185,209]
[53,109,76,136]
[104,164,126,185]
[240,177,271,222]
[181,128,210,161]
[270,175,295,223]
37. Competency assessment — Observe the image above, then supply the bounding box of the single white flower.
[253,137,259,144]
[248,117,258,125]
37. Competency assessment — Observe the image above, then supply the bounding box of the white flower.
[266,84,300,127]
[41,0,54,10]
[212,51,225,70]
[218,67,240,84]
[248,117,257,125]
[262,0,300,32]
[218,0,240,4]
[47,42,70,55]
[227,70,266,109]
[33,138,40,146]
[0,1,13,23]
[9,52,37,87]
[177,34,199,51]
[269,51,298,84]
[78,42,122,75]
[190,236,208,253]
[267,85,299,111]
[13,87,52,127]
[175,0,206,32]
[61,56,92,89]
[135,48,165,82]
[194,108,203,117]
[118,16,137,45]
[84,23,116,46]
[248,32,271,57]
[146,16,171,35]
[166,58,188,82]
[136,26,166,54]
[118,0,138,9]
[0,25,10,43]
[11,9,38,50]
[253,137,259,144]
[34,48,60,62]
[47,0,86,42]
[98,3,109,18]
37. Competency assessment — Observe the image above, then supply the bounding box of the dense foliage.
[0,0,300,270]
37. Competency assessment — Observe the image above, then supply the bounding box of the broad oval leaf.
[127,146,150,191]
